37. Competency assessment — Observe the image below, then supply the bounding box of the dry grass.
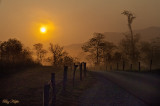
[0,66,94,106]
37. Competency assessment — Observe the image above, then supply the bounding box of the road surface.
[79,71,160,106]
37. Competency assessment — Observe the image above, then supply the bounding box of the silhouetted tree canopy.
[33,43,47,64]
[49,43,72,67]
[119,33,140,62]
[0,38,36,74]
[82,33,105,65]
[122,10,137,63]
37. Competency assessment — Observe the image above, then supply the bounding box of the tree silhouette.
[101,41,116,66]
[49,44,67,67]
[33,43,47,64]
[150,37,160,68]
[119,33,140,62]
[63,55,73,67]
[82,33,105,65]
[122,10,136,63]
[0,38,23,62]
[0,38,35,73]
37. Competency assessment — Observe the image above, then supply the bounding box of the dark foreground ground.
[0,67,159,106]
[88,70,160,106]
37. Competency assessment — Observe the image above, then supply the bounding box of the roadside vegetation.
[82,10,160,71]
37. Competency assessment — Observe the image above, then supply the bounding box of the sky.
[0,0,160,47]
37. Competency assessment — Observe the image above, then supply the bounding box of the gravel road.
[96,71,160,105]
[79,71,148,106]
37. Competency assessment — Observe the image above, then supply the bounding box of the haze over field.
[65,27,160,58]
[0,0,160,47]
[0,1,160,106]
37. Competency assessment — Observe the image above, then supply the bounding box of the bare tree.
[101,41,116,66]
[119,33,140,62]
[33,43,47,64]
[49,43,67,67]
[150,37,160,69]
[122,10,136,62]
[82,33,105,65]
[63,55,73,67]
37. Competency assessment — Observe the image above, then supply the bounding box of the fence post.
[123,61,125,71]
[150,60,152,71]
[139,62,141,71]
[117,62,119,71]
[73,63,76,87]
[63,66,68,91]
[43,84,50,106]
[51,73,56,106]
[80,63,82,81]
[84,62,87,77]
[130,64,132,71]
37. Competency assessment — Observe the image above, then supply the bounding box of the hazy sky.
[0,0,160,47]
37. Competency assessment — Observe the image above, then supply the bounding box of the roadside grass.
[55,72,96,106]
[0,66,95,106]
[0,66,62,106]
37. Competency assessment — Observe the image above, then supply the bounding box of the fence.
[43,62,87,106]
[105,60,153,72]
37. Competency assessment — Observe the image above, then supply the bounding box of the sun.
[40,27,47,33]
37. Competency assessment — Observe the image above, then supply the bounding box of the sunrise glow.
[40,27,47,33]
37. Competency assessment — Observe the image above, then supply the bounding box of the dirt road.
[79,71,160,106]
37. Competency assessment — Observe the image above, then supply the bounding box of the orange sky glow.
[0,0,160,47]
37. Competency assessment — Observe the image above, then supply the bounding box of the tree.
[49,44,67,67]
[100,41,116,66]
[150,37,160,69]
[82,33,105,65]
[0,38,35,72]
[140,41,152,62]
[21,48,33,63]
[122,10,136,63]
[63,55,73,67]
[119,33,140,62]
[0,38,23,63]
[113,52,122,63]
[33,43,47,64]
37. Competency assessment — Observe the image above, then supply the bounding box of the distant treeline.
[82,32,160,70]
[81,11,160,70]
[0,39,39,74]
[0,38,78,75]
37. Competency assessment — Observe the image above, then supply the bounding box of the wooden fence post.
[63,66,68,91]
[51,73,56,106]
[123,61,125,71]
[80,63,82,81]
[73,63,76,87]
[43,84,50,106]
[139,62,141,71]
[130,64,132,71]
[150,60,152,71]
[84,62,87,77]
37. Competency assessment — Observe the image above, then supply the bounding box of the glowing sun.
[40,27,47,33]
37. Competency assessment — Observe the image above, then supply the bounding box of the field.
[0,66,95,106]
[0,66,160,106]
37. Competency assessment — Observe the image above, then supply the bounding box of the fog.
[0,0,160,46]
